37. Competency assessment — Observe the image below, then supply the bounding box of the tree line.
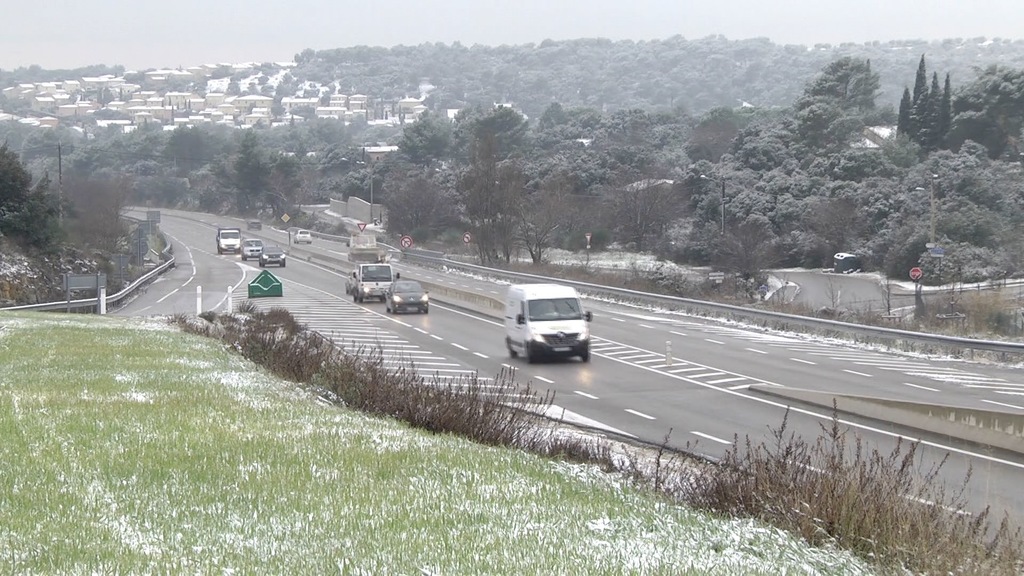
[3,55,1024,288]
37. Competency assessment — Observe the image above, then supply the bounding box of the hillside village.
[0,61,451,134]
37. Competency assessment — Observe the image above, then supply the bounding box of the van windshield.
[528,298,583,321]
[361,265,393,282]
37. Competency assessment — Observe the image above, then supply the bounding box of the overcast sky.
[2,0,1023,70]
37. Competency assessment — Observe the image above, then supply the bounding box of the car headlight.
[420,294,429,302]
[531,333,547,343]
[392,295,403,302]
[362,286,369,292]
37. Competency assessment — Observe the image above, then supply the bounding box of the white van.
[504,284,593,363]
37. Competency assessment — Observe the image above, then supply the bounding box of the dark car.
[247,220,262,231]
[385,280,429,314]
[259,245,286,268]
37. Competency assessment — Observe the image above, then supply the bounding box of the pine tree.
[938,73,952,149]
[897,87,913,137]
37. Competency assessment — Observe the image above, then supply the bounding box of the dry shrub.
[687,406,1024,575]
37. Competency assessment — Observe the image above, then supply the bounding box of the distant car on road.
[246,220,262,231]
[241,239,264,261]
[294,229,313,244]
[259,245,286,267]
[385,280,429,314]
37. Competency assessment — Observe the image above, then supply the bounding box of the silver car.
[241,239,264,261]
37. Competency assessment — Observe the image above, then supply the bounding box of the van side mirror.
[515,313,525,325]
[584,311,593,322]
[351,272,356,278]
[395,272,400,279]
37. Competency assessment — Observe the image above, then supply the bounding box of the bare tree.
[457,133,524,264]
[605,178,680,252]
[715,218,782,281]
[63,174,131,252]
[518,173,578,264]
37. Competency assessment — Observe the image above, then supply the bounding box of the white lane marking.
[535,376,554,384]
[903,382,939,392]
[691,431,732,445]
[611,317,625,322]
[625,409,656,420]
[639,324,654,329]
[981,399,1024,411]
[705,339,725,345]
[843,369,873,378]
[791,358,816,365]
[667,367,703,373]
[670,330,688,337]
[729,384,751,390]
[634,358,666,365]
[451,343,469,351]
[430,334,443,340]
[473,352,488,359]
[414,327,428,334]
[690,372,726,379]
[707,377,747,385]
[746,348,767,354]
[619,354,657,361]
[575,391,599,400]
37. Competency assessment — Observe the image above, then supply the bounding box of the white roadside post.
[196,286,202,314]
[98,286,106,315]
[665,340,673,366]
[226,286,233,313]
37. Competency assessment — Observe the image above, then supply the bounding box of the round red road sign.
[909,266,923,281]
[463,231,472,244]
[400,235,414,249]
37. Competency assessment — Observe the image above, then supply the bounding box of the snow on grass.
[0,311,877,574]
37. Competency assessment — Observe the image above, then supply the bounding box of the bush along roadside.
[173,305,1024,575]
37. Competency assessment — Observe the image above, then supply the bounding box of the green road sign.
[248,270,283,298]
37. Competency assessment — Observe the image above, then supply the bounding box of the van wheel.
[353,293,358,302]
[525,341,536,364]
[506,337,518,358]
[580,349,590,363]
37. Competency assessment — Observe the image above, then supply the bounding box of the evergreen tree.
[897,87,913,137]
[908,55,929,138]
[920,72,943,151]
[938,73,952,149]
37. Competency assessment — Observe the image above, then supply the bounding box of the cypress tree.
[938,73,952,149]
[921,72,943,150]
[908,55,929,138]
[897,87,913,137]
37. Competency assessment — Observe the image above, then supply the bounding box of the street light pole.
[929,173,938,245]
[699,174,725,234]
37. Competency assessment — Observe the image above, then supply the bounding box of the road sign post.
[585,232,592,250]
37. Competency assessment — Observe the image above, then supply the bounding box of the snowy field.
[0,312,876,575]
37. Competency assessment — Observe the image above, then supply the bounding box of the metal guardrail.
[400,251,1024,357]
[0,229,176,313]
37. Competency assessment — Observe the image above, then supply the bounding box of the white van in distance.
[504,284,593,363]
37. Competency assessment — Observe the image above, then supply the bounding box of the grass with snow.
[0,311,875,575]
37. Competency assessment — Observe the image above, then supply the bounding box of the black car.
[259,245,286,267]
[385,280,429,314]
[247,220,262,231]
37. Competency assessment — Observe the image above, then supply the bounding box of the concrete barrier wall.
[750,385,1024,455]
[329,198,348,217]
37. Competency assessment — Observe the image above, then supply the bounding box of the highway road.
[121,209,1024,526]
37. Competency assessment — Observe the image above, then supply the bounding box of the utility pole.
[929,173,938,244]
[57,141,63,222]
